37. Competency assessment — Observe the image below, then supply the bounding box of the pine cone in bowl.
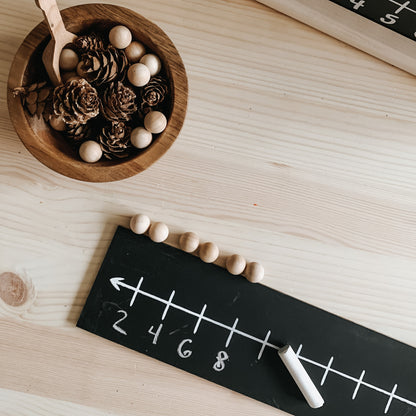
[76,47,128,86]
[13,81,53,118]
[99,121,132,159]
[139,75,168,109]
[65,122,95,144]
[100,81,137,122]
[73,33,105,52]
[53,78,100,125]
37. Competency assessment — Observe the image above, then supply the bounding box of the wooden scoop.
[35,0,77,86]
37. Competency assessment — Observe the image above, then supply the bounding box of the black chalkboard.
[329,0,416,42]
[77,227,416,416]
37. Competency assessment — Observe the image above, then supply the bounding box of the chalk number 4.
[350,0,365,10]
[113,309,128,335]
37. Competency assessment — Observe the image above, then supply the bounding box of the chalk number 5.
[113,309,128,335]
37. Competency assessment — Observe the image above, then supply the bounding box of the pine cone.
[13,81,53,118]
[139,75,169,109]
[73,33,105,52]
[64,122,94,144]
[53,78,100,125]
[99,121,132,159]
[76,47,128,87]
[100,81,137,122]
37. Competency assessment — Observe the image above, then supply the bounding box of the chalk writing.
[112,309,128,335]
[213,351,229,372]
[178,339,193,358]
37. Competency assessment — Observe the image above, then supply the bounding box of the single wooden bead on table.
[109,25,132,49]
[226,254,246,275]
[125,41,146,63]
[59,49,79,71]
[148,222,169,243]
[140,53,162,76]
[130,214,151,235]
[130,127,152,149]
[199,242,219,263]
[144,111,167,134]
[127,63,151,87]
[79,141,102,163]
[179,232,200,253]
[244,262,264,283]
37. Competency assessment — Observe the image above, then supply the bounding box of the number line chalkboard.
[329,0,416,42]
[77,227,416,416]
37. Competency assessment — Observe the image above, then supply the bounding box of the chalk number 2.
[113,309,128,335]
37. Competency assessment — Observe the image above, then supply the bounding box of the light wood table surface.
[1,0,416,415]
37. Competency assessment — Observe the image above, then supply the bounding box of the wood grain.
[257,0,416,76]
[7,3,188,182]
[1,0,415,415]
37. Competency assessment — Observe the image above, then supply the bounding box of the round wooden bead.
[130,214,151,235]
[179,232,200,253]
[109,25,132,49]
[144,111,167,134]
[130,127,152,149]
[148,222,169,243]
[199,242,219,263]
[244,262,264,283]
[226,254,246,275]
[49,114,66,131]
[140,53,162,76]
[79,140,102,163]
[125,41,146,63]
[127,63,151,87]
[59,48,79,71]
[61,71,79,83]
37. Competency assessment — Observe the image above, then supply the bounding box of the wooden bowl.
[7,4,188,182]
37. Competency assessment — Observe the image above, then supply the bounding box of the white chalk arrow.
[110,276,144,306]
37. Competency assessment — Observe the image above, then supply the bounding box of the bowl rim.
[7,3,188,182]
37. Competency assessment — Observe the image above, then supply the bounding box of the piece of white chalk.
[278,345,324,409]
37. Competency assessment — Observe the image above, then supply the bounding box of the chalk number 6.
[113,309,128,335]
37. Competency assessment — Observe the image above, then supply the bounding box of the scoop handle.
[35,0,66,40]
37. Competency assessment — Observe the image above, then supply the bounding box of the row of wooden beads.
[130,214,264,283]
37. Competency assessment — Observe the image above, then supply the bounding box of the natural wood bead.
[125,41,146,63]
[130,127,152,149]
[49,114,66,131]
[130,214,150,235]
[61,71,79,83]
[79,141,102,163]
[59,49,79,71]
[148,222,169,243]
[179,232,199,253]
[127,63,150,87]
[140,53,162,76]
[226,254,246,275]
[109,25,132,49]
[244,262,264,283]
[144,111,167,134]
[199,242,219,263]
